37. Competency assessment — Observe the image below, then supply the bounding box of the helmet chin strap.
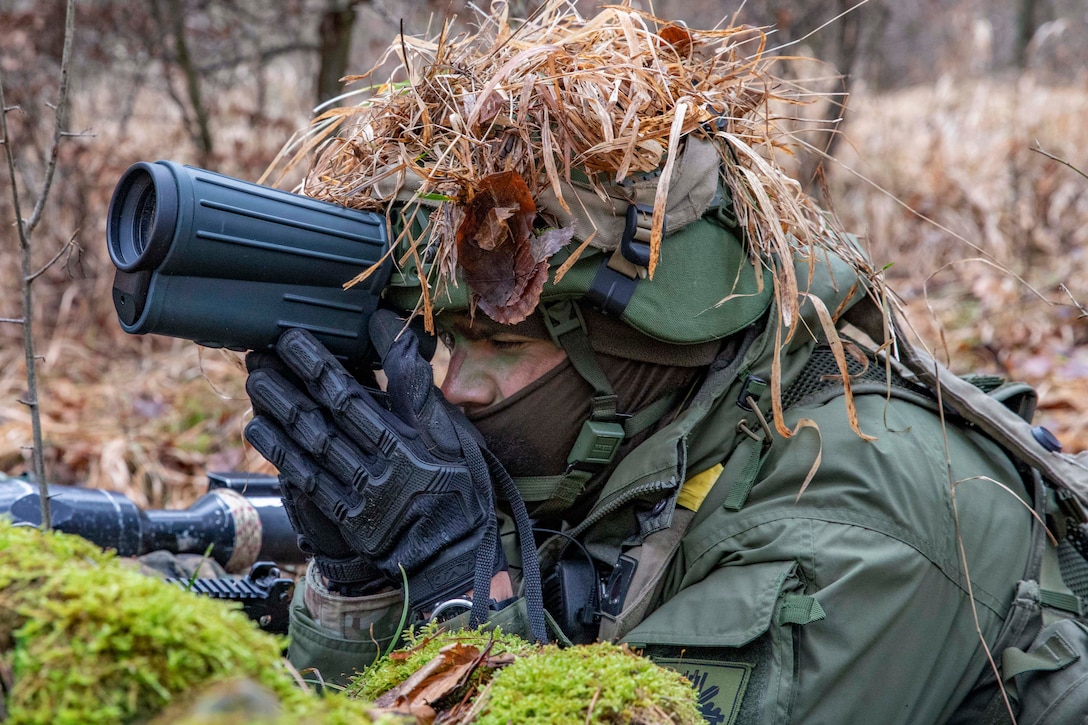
[523,299,627,516]
[507,298,694,517]
[519,300,689,517]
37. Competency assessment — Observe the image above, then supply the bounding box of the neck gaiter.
[467,353,703,481]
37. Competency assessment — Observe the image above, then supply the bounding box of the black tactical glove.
[244,310,504,618]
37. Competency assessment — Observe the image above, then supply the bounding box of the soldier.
[240,8,1088,723]
[241,145,1085,723]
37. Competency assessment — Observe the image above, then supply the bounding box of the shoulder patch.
[653,656,752,725]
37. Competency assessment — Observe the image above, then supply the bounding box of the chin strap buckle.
[568,419,626,470]
[585,203,660,317]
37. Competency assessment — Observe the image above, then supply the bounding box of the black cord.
[532,526,597,574]
[484,447,548,644]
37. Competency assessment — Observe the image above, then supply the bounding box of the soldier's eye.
[490,339,528,352]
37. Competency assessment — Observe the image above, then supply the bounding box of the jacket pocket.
[625,560,819,725]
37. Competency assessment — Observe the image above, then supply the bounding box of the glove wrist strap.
[315,555,388,596]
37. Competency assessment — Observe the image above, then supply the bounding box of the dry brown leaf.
[657,24,694,56]
[803,292,877,442]
[374,643,482,711]
[455,170,547,323]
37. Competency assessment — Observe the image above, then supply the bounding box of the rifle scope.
[0,472,301,572]
[107,161,393,361]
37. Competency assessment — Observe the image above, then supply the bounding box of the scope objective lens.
[107,162,178,272]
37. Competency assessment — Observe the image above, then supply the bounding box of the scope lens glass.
[133,185,156,257]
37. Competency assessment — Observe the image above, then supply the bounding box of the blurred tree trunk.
[776,0,889,201]
[149,0,214,165]
[317,0,363,106]
[1016,0,1040,68]
[169,0,213,166]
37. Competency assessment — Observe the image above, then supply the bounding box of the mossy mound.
[148,677,399,725]
[346,621,538,702]
[477,642,703,725]
[0,519,375,725]
[0,519,701,724]
[352,624,703,724]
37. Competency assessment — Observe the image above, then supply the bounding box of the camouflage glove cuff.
[302,561,405,640]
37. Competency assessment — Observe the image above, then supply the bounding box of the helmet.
[296,5,831,352]
[387,221,771,350]
[383,137,774,349]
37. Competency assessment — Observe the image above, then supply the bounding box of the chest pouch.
[541,551,602,644]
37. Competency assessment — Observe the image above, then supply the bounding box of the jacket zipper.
[566,477,680,541]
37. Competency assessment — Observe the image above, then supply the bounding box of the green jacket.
[287,247,1044,724]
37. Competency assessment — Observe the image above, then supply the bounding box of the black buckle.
[585,204,659,316]
[586,263,637,316]
[621,203,655,267]
[600,554,639,616]
[737,375,768,411]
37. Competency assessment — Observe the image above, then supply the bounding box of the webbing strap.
[483,447,548,643]
[1001,629,1080,681]
[514,390,684,509]
[519,469,594,508]
[778,594,827,626]
[624,388,686,438]
[454,425,499,630]
[722,428,773,511]
[529,300,628,516]
[515,474,575,503]
[541,300,617,422]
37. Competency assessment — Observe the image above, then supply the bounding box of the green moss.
[345,620,537,701]
[0,520,702,724]
[149,677,398,725]
[0,519,374,725]
[477,642,703,725]
[350,626,702,725]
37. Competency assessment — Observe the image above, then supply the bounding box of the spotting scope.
[106,161,393,362]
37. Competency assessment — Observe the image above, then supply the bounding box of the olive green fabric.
[288,248,1041,723]
[286,575,405,687]
[385,216,773,346]
[626,391,1033,724]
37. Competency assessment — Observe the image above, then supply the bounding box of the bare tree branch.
[1032,142,1088,181]
[26,1,76,236]
[199,41,319,74]
[1060,284,1087,319]
[0,0,78,529]
[28,230,80,283]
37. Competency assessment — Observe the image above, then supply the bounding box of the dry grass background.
[829,75,1088,454]
[1,7,1086,509]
